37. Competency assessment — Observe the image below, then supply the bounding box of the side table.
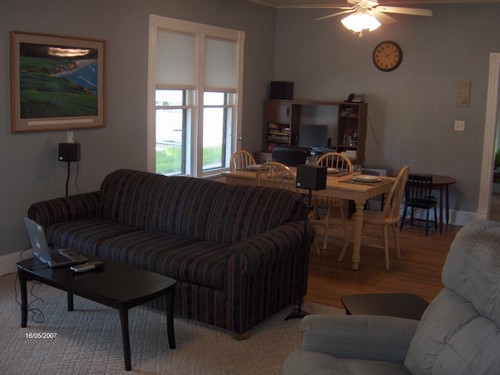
[341,293,429,320]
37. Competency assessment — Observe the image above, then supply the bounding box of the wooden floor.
[305,220,462,309]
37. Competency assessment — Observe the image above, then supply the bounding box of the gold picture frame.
[10,31,106,133]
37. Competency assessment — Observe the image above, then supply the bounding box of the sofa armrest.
[224,220,314,333]
[299,314,418,364]
[28,191,101,228]
[227,220,314,275]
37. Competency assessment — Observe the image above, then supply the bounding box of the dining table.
[222,168,395,270]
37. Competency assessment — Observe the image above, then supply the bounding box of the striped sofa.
[28,169,314,335]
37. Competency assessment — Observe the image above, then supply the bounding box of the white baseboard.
[453,209,485,225]
[0,251,23,276]
[399,207,483,227]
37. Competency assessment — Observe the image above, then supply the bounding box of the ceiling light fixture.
[341,10,381,37]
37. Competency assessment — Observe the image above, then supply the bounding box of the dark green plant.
[496,149,500,169]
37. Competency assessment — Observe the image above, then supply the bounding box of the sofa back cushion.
[205,184,306,244]
[404,220,500,374]
[100,170,220,239]
[147,176,222,238]
[101,169,159,227]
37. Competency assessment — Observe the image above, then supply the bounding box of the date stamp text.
[25,332,58,339]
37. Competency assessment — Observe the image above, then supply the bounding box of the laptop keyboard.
[51,250,74,263]
[54,249,87,262]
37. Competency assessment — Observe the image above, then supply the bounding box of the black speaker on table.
[58,142,81,162]
[296,165,327,191]
[270,81,294,100]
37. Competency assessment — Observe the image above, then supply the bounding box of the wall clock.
[373,41,403,72]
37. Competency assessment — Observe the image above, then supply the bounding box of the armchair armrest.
[299,314,418,364]
[28,191,101,228]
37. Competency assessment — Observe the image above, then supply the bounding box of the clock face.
[373,41,403,72]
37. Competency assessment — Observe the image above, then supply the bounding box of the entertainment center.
[262,99,368,165]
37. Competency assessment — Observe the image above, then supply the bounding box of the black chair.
[271,146,310,167]
[400,174,438,235]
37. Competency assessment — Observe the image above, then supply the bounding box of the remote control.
[70,261,104,273]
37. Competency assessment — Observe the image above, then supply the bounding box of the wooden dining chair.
[339,165,410,270]
[311,152,352,253]
[400,174,438,235]
[256,162,296,190]
[230,150,256,172]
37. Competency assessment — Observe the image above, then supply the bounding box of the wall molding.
[478,52,500,218]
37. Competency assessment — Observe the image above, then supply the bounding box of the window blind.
[157,29,195,89]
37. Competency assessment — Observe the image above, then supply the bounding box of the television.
[298,124,328,150]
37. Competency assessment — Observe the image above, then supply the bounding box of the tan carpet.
[0,272,342,375]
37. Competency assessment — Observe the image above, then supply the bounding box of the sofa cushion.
[146,176,222,239]
[95,230,231,290]
[205,184,306,244]
[46,218,139,256]
[100,169,233,240]
[100,169,162,228]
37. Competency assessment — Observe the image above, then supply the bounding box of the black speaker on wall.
[58,142,81,162]
[269,81,294,100]
[296,165,327,191]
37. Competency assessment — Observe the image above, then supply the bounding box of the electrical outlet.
[454,120,465,132]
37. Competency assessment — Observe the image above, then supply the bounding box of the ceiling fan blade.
[276,4,354,9]
[376,6,433,17]
[315,9,355,21]
[369,9,396,25]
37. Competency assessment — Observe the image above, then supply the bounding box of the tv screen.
[298,124,328,149]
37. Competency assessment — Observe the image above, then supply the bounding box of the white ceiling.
[248,0,500,8]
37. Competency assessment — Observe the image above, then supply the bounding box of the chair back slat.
[230,150,256,171]
[406,174,433,203]
[256,162,296,190]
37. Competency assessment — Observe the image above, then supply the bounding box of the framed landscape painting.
[10,31,106,132]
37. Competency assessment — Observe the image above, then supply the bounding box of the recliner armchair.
[282,220,500,375]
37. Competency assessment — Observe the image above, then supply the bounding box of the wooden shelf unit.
[263,99,368,164]
[336,102,368,164]
[264,100,300,149]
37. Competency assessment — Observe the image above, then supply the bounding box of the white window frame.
[147,14,245,177]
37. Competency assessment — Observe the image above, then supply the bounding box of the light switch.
[454,120,465,131]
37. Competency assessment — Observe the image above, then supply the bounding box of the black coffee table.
[17,257,177,371]
[341,293,429,321]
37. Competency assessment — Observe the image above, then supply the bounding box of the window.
[148,15,245,177]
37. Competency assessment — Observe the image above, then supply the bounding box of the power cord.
[13,248,46,324]
[74,161,81,194]
[366,114,388,168]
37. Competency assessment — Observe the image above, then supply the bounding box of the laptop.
[24,217,88,268]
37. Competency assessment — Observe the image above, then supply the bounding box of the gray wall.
[275,3,500,214]
[0,0,276,258]
[1,0,499,260]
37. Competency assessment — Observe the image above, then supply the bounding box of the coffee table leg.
[118,306,132,371]
[67,293,74,311]
[166,287,176,349]
[18,270,28,328]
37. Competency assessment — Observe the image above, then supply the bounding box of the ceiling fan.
[309,0,433,36]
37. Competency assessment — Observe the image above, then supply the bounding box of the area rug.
[0,272,342,375]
